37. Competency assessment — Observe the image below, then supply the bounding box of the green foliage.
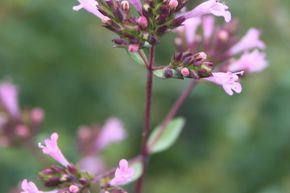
[148,118,185,154]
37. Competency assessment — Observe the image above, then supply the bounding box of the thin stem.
[138,50,149,67]
[135,46,155,193]
[148,79,197,150]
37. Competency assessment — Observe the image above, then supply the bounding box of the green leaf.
[147,117,185,154]
[127,49,146,66]
[153,69,166,78]
[129,160,143,183]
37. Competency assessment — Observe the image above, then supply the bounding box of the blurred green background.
[1,0,290,192]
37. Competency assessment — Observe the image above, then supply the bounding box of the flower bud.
[128,44,139,52]
[15,125,29,137]
[121,0,130,11]
[164,68,173,78]
[193,52,207,66]
[30,108,44,125]
[168,0,178,10]
[69,185,80,193]
[218,30,229,42]
[181,68,190,77]
[137,16,148,29]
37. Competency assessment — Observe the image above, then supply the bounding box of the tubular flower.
[110,159,134,186]
[0,81,20,118]
[21,179,57,193]
[73,0,110,22]
[204,72,243,95]
[182,0,231,23]
[38,132,70,167]
[177,17,201,44]
[228,49,268,73]
[229,28,266,55]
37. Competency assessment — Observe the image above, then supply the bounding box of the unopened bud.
[69,185,80,193]
[137,16,148,29]
[164,68,173,78]
[128,44,139,52]
[121,0,130,11]
[218,30,229,42]
[168,0,178,10]
[30,108,44,125]
[171,16,185,28]
[181,68,190,77]
[15,125,29,137]
[193,52,207,66]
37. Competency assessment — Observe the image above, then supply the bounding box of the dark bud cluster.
[39,164,94,192]
[97,0,187,50]
[0,108,44,148]
[157,52,213,79]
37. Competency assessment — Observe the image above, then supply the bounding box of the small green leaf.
[148,117,185,154]
[153,69,166,78]
[129,161,143,183]
[127,49,146,66]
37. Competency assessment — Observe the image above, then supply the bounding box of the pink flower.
[0,81,20,118]
[229,28,266,55]
[202,15,215,41]
[79,156,105,175]
[38,132,70,167]
[110,159,134,186]
[128,44,139,52]
[137,16,148,29]
[228,50,268,73]
[177,17,201,44]
[73,0,110,22]
[96,117,127,150]
[182,0,231,23]
[128,0,142,13]
[21,179,57,193]
[204,72,243,96]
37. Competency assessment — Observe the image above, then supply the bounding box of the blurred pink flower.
[0,81,20,118]
[38,132,70,167]
[96,117,127,150]
[128,44,140,52]
[177,17,201,44]
[73,0,110,22]
[182,0,231,23]
[21,179,57,193]
[30,108,45,125]
[110,159,134,186]
[229,28,266,55]
[79,156,105,175]
[202,15,215,41]
[204,72,243,96]
[228,50,268,73]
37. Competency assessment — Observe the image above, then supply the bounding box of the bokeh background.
[1,0,290,192]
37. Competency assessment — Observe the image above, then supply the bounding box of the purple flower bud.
[164,68,173,78]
